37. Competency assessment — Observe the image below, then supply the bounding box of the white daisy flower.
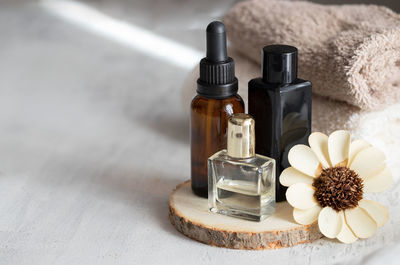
[280,130,393,243]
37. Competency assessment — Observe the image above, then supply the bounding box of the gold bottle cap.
[227,113,255,159]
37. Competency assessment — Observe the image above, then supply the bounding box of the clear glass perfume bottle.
[208,113,276,221]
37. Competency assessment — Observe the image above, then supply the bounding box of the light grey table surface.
[0,1,399,264]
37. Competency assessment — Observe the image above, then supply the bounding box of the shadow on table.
[29,146,193,242]
[137,114,189,144]
[97,168,193,240]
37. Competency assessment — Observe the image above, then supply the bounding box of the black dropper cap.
[196,21,238,99]
[262,45,298,84]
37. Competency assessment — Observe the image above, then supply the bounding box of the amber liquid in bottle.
[191,95,244,197]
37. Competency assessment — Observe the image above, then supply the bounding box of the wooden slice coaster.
[169,181,323,250]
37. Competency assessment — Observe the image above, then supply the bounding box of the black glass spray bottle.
[248,45,312,202]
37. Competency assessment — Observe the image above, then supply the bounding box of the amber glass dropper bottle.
[190,21,244,198]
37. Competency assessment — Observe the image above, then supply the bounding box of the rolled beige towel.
[224,0,400,110]
[182,49,400,172]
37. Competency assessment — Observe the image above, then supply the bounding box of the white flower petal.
[280,167,314,187]
[350,147,386,180]
[318,207,343,238]
[363,167,393,193]
[309,132,331,168]
[288,145,321,177]
[359,199,389,227]
[328,130,351,167]
[337,211,358,244]
[293,205,322,225]
[348,140,371,166]
[345,207,377,238]
[286,183,317,210]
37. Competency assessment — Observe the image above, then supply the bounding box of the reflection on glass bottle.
[280,111,309,169]
[208,114,275,222]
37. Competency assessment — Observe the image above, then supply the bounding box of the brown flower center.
[312,166,363,211]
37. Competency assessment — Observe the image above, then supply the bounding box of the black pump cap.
[262,45,298,84]
[197,21,238,99]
